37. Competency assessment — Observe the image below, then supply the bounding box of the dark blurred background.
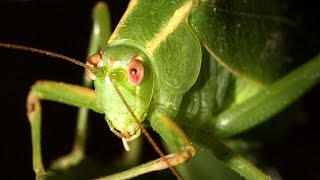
[0,0,319,179]
[0,1,132,179]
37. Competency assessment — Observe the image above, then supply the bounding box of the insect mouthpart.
[112,128,140,151]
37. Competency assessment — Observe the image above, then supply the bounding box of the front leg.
[27,80,104,179]
[149,112,196,170]
[150,114,266,180]
[98,111,195,180]
[51,2,112,170]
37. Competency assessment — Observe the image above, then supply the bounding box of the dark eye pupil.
[127,57,144,86]
[130,69,137,75]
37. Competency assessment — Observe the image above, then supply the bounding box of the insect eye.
[128,57,144,86]
[85,52,103,80]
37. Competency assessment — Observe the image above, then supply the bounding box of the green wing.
[189,0,294,86]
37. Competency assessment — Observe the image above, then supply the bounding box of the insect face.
[92,44,154,142]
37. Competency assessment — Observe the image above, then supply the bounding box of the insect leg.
[51,2,112,170]
[181,127,271,180]
[26,80,103,179]
[210,54,320,138]
[97,112,195,180]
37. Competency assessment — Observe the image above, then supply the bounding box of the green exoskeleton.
[2,0,320,179]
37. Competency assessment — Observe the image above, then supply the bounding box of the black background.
[0,0,319,179]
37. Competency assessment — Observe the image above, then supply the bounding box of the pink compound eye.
[127,57,144,86]
[85,52,103,80]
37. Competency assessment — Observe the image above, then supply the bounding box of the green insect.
[1,0,320,179]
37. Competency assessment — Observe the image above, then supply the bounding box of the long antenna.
[0,42,99,75]
[110,78,182,180]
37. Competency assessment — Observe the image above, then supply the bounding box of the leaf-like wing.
[189,0,294,86]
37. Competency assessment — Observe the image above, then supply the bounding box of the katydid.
[1,0,320,180]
